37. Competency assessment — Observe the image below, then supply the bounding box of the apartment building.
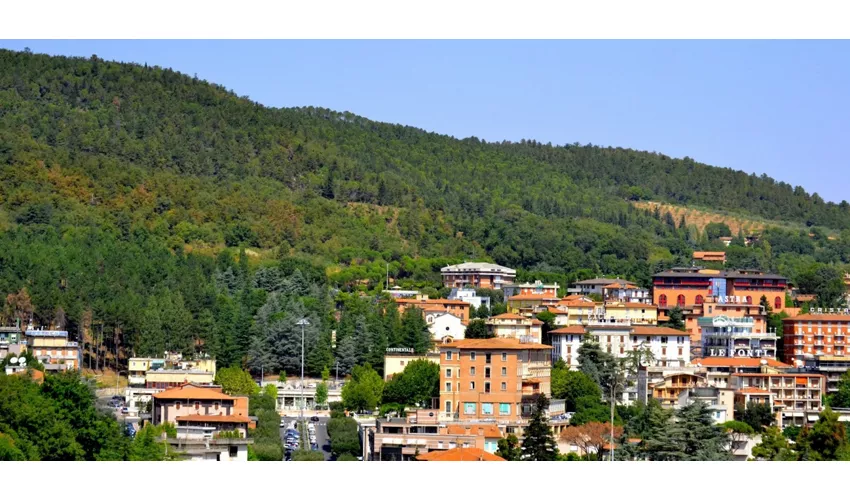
[601,282,652,304]
[438,337,552,426]
[447,288,491,310]
[729,372,826,428]
[676,386,736,424]
[547,297,602,326]
[700,315,779,360]
[25,329,80,372]
[0,326,23,345]
[485,313,542,343]
[651,373,706,408]
[801,355,850,396]
[682,295,767,345]
[602,302,658,325]
[395,297,471,322]
[152,383,252,436]
[506,281,560,315]
[126,356,217,416]
[370,409,504,461]
[653,268,789,314]
[691,357,792,389]
[441,262,516,290]
[384,352,441,381]
[782,313,850,367]
[550,325,691,370]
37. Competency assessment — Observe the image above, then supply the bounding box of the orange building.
[782,313,850,367]
[395,297,471,321]
[693,251,726,263]
[653,268,789,314]
[681,295,767,345]
[729,372,825,428]
[152,383,254,436]
[506,280,560,314]
[439,338,551,424]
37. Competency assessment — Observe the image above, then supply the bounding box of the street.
[280,416,331,461]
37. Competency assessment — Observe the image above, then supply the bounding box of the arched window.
[775,296,782,310]
[746,296,753,304]
[695,295,704,305]
[659,294,667,307]
[677,294,686,307]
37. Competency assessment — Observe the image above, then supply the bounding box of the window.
[695,295,703,305]
[446,351,453,360]
[501,352,507,361]
[194,402,201,410]
[470,367,476,376]
[445,382,451,392]
[661,347,667,356]
[400,361,405,366]
[501,367,507,376]
[661,336,668,344]
[775,296,782,310]
[746,296,753,304]
[464,403,477,415]
[485,367,491,378]
[678,336,684,344]
[499,403,511,415]
[446,368,452,378]
[677,294,686,307]
[659,294,667,307]
[214,402,220,411]
[445,401,452,413]
[229,446,238,458]
[485,353,492,364]
[175,402,181,410]
[482,403,493,415]
[501,382,507,391]
[470,381,475,390]
[484,382,491,393]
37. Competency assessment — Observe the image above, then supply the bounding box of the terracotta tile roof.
[491,313,527,320]
[416,447,506,461]
[562,294,585,301]
[439,338,552,350]
[153,384,235,400]
[631,326,688,336]
[605,302,657,309]
[445,424,503,439]
[175,414,252,424]
[784,314,850,322]
[602,283,638,290]
[549,326,587,335]
[736,387,772,395]
[546,307,570,314]
[509,292,558,301]
[692,357,792,369]
[396,298,469,306]
[530,319,544,325]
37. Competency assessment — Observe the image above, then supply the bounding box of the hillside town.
[4,257,850,462]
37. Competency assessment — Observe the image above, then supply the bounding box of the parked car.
[120,407,129,414]
[310,416,320,422]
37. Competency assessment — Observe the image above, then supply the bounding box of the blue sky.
[2,40,848,203]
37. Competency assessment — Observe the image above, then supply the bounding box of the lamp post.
[296,318,310,426]
[609,377,625,462]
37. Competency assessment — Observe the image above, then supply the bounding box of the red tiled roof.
[530,319,544,325]
[175,414,252,424]
[491,313,526,320]
[396,298,469,306]
[737,387,772,395]
[784,314,850,322]
[692,357,792,369]
[416,447,505,462]
[439,338,552,350]
[549,326,586,335]
[631,326,688,336]
[445,424,503,439]
[153,384,235,400]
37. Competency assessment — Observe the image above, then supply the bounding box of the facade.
[0,326,23,345]
[691,357,792,389]
[652,268,789,314]
[152,383,252,437]
[568,278,637,297]
[699,315,779,360]
[547,298,602,326]
[693,251,726,263]
[370,409,504,461]
[485,313,542,343]
[682,295,767,346]
[263,380,343,410]
[677,386,735,424]
[801,355,850,396]
[25,329,80,372]
[166,432,252,461]
[438,337,552,425]
[729,372,825,428]
[506,281,560,315]
[145,370,216,389]
[395,297,471,322]
[651,373,705,408]
[383,352,441,381]
[601,302,658,325]
[550,325,691,370]
[440,262,516,290]
[783,313,850,367]
[448,288,491,310]
[601,282,652,304]
[424,310,465,343]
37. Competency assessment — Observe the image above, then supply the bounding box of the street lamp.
[296,318,310,426]
[609,377,625,462]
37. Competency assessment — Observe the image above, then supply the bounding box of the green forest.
[1,49,849,374]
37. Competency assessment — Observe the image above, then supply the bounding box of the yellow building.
[485,314,542,342]
[383,351,441,381]
[145,370,215,389]
[25,329,80,372]
[602,302,658,325]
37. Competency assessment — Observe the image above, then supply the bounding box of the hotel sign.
[386,347,414,353]
[708,348,767,358]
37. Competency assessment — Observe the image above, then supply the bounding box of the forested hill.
[1,49,849,361]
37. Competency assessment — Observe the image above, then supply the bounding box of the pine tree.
[521,395,558,461]
[401,307,431,353]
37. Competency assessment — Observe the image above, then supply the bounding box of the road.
[280,416,331,461]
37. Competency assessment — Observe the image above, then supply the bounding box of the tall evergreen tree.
[521,395,558,461]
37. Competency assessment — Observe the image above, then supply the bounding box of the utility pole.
[297,319,310,425]
[335,360,339,388]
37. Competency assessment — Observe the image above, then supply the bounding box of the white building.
[425,310,466,342]
[448,288,491,310]
[700,315,778,360]
[550,324,691,370]
[441,262,516,290]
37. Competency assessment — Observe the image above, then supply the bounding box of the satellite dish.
[19,359,26,367]
[9,357,18,364]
